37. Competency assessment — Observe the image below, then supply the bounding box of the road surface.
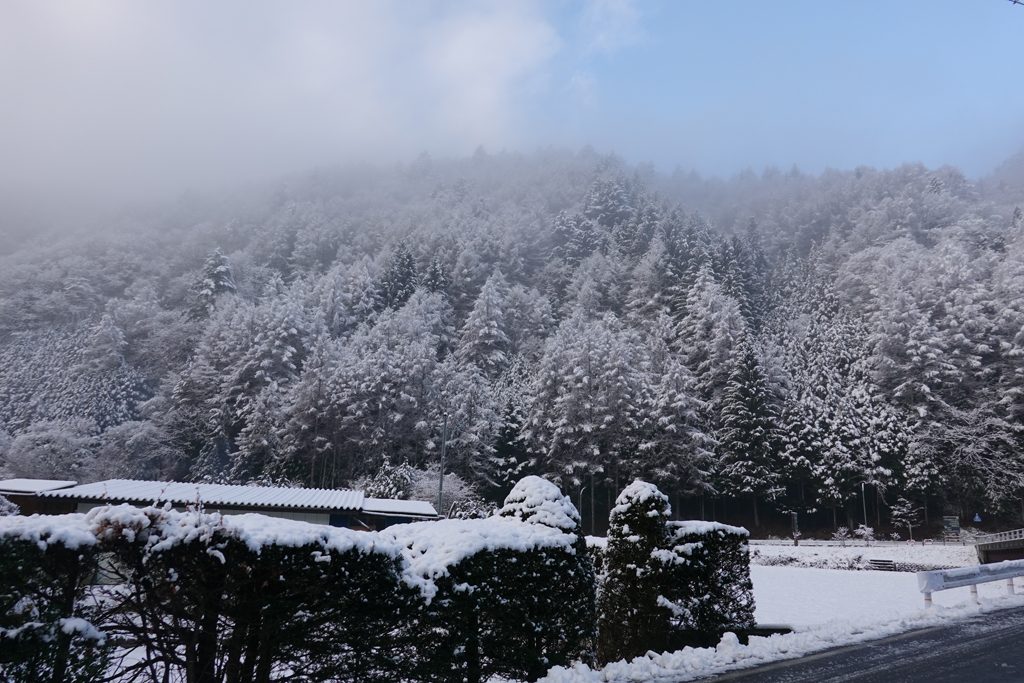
[709,606,1024,682]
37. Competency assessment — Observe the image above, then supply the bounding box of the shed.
[15,479,438,529]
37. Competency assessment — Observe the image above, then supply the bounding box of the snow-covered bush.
[0,494,17,517]
[597,481,756,663]
[854,524,875,543]
[388,476,594,682]
[597,480,675,664]
[92,505,419,682]
[0,514,109,682]
[832,526,851,545]
[666,521,755,634]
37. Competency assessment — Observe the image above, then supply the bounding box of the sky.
[1,0,1022,203]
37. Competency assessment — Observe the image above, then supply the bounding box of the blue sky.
[538,1,1024,176]
[1,0,1022,200]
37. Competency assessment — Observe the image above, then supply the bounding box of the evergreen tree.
[378,243,418,310]
[456,270,510,378]
[597,481,673,664]
[717,339,782,526]
[188,249,237,320]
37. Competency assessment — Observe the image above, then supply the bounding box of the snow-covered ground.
[750,541,977,571]
[753,565,1003,627]
[540,564,1024,682]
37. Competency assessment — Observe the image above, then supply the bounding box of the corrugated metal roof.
[363,497,438,518]
[39,479,365,511]
[0,478,78,494]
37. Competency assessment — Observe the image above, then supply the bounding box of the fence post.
[970,585,979,604]
[1008,579,1016,596]
[924,592,932,608]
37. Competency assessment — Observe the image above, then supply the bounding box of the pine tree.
[188,249,237,320]
[456,271,510,378]
[717,340,782,526]
[378,243,418,311]
[422,255,451,294]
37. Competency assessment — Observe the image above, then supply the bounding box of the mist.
[2,0,1023,208]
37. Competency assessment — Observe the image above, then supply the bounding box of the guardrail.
[974,528,1024,546]
[917,559,1024,607]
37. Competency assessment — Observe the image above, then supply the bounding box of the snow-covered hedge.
[667,521,755,635]
[93,504,418,682]
[597,481,756,664]
[0,477,597,683]
[387,475,595,682]
[0,514,109,683]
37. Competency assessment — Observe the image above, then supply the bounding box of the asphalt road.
[708,607,1024,683]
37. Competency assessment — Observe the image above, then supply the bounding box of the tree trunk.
[590,471,596,536]
[752,495,760,528]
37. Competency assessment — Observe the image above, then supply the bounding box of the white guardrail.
[974,528,1024,546]
[917,559,1024,607]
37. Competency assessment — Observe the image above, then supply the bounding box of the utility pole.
[578,486,587,530]
[436,413,448,516]
[861,481,869,544]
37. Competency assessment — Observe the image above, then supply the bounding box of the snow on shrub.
[597,482,756,664]
[0,513,109,683]
[387,509,595,682]
[0,494,18,517]
[90,504,418,683]
[499,475,582,532]
[597,480,676,664]
[667,521,755,634]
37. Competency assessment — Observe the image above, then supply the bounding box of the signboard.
[942,515,961,539]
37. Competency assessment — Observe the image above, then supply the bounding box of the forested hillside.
[2,148,1024,532]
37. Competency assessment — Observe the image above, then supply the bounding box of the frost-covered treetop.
[498,475,581,532]
[609,480,671,521]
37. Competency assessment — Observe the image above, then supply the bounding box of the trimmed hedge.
[0,478,753,682]
[667,521,755,634]
[0,515,108,683]
[92,506,418,682]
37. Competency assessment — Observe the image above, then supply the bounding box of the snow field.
[750,540,978,570]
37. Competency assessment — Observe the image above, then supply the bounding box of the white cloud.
[0,0,562,201]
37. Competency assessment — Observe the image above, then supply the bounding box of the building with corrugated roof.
[0,478,438,530]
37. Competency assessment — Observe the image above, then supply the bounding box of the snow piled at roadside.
[540,592,1024,682]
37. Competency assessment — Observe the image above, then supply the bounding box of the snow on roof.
[362,497,438,518]
[39,479,365,512]
[0,478,78,494]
